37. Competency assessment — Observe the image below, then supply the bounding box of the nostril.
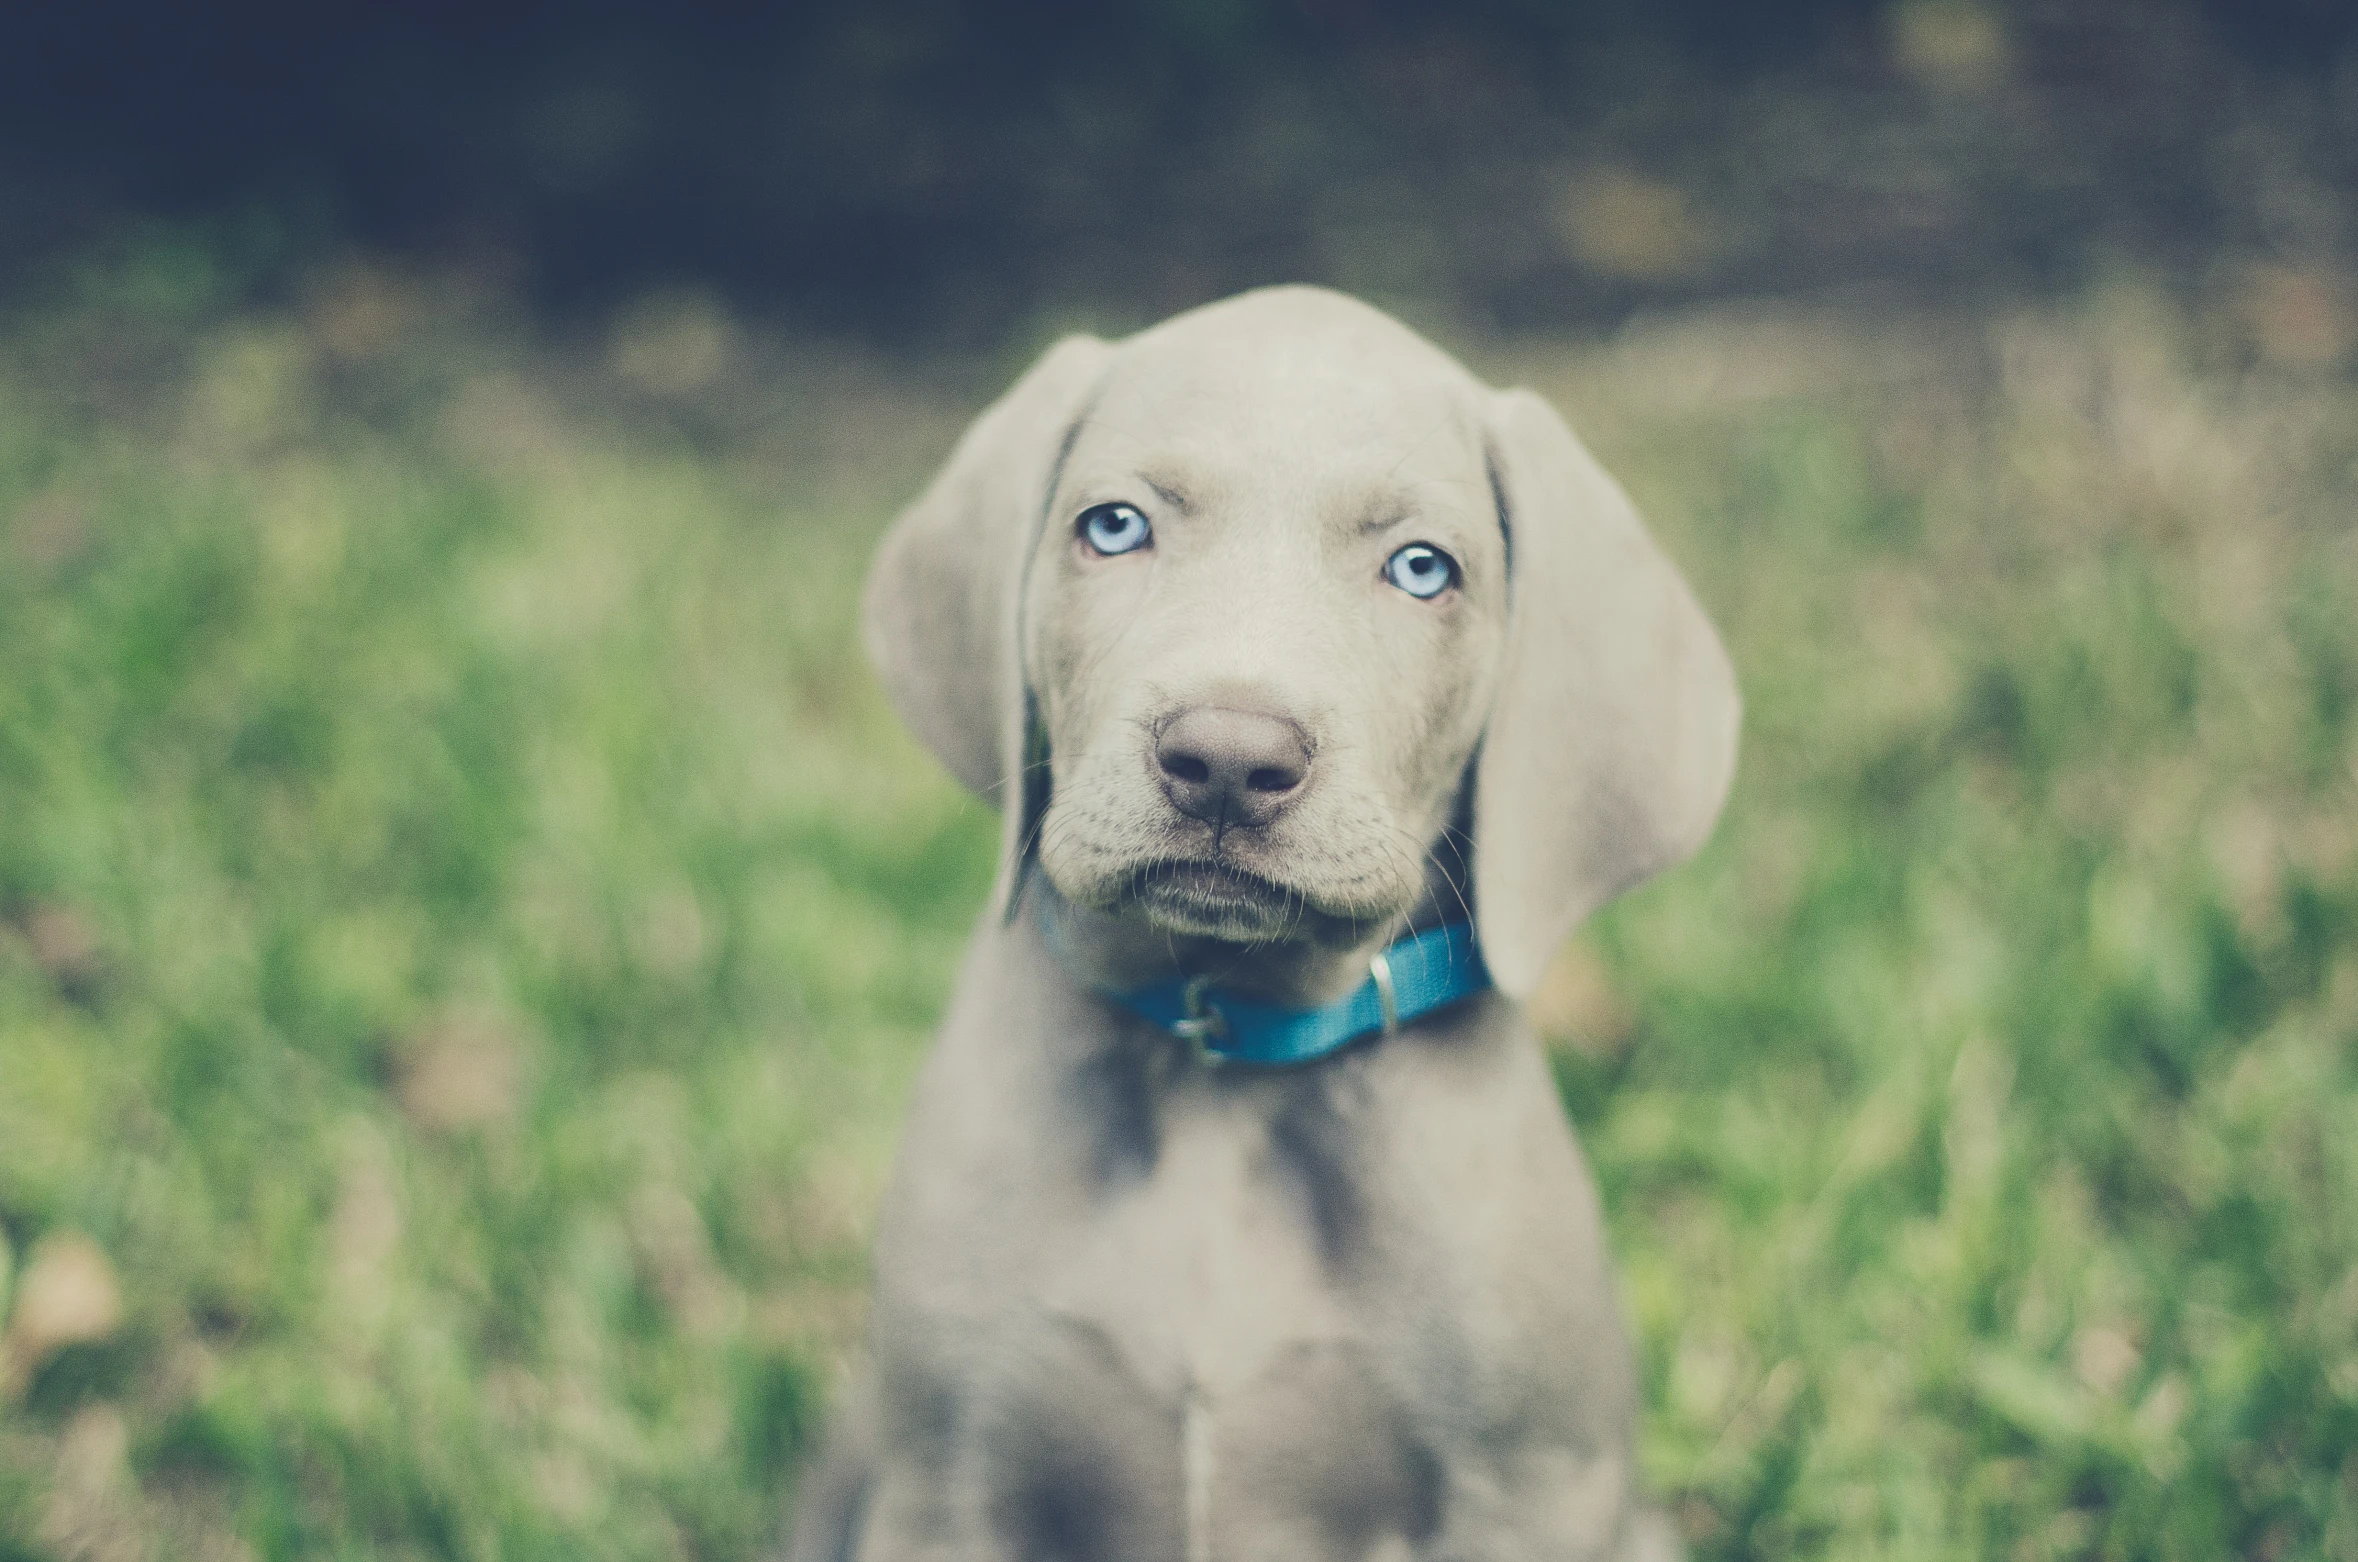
[1162,752,1211,785]
[1245,766,1300,793]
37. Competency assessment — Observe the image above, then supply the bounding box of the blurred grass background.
[3,2,2357,1558]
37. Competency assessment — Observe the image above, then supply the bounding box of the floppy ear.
[1473,387,1741,997]
[862,335,1114,910]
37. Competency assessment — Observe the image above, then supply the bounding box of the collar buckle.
[1171,974,1230,1060]
[1368,949,1399,1037]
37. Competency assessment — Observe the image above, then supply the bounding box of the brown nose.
[1155,707,1311,828]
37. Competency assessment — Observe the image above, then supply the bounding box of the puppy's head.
[865,287,1738,995]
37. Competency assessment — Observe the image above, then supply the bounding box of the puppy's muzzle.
[1154,706,1311,829]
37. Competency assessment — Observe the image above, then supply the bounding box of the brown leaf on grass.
[26,904,102,986]
[1526,939,1636,1058]
[8,493,94,577]
[2,1233,123,1398]
[328,1145,403,1339]
[2238,265,2358,370]
[608,291,737,397]
[41,1403,143,1562]
[303,262,423,362]
[628,1185,743,1341]
[1885,0,2012,94]
[393,1005,526,1134]
[631,882,712,979]
[1557,168,1719,283]
[2071,1323,2143,1399]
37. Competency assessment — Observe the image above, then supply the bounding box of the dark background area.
[6,0,2356,346]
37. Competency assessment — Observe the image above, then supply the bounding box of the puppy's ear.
[1472,388,1740,996]
[863,335,1113,909]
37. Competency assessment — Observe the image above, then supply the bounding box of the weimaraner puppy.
[789,286,1738,1562]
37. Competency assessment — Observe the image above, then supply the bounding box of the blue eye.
[1078,503,1153,556]
[1383,543,1457,599]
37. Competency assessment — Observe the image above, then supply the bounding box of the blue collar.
[1093,920,1492,1068]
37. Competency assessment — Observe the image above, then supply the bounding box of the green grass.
[1,258,2354,1560]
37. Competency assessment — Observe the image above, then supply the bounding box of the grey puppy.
[789,287,1738,1562]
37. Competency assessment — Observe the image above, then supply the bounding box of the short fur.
[793,286,1738,1562]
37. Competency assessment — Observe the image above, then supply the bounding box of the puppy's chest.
[976,1089,1451,1558]
[1034,1087,1372,1400]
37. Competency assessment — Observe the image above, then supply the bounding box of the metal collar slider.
[1172,974,1229,1055]
[1368,949,1399,1036]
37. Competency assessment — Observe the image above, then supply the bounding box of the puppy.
[790,286,1737,1562]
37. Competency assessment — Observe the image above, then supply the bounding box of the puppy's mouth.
[1124,860,1361,943]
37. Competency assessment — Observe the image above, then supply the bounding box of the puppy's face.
[1023,312,1508,946]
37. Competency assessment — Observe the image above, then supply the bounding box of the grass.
[0,252,2353,1560]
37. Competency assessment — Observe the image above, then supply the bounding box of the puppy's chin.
[1123,861,1299,941]
[1087,862,1373,947]
[1035,804,1430,950]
